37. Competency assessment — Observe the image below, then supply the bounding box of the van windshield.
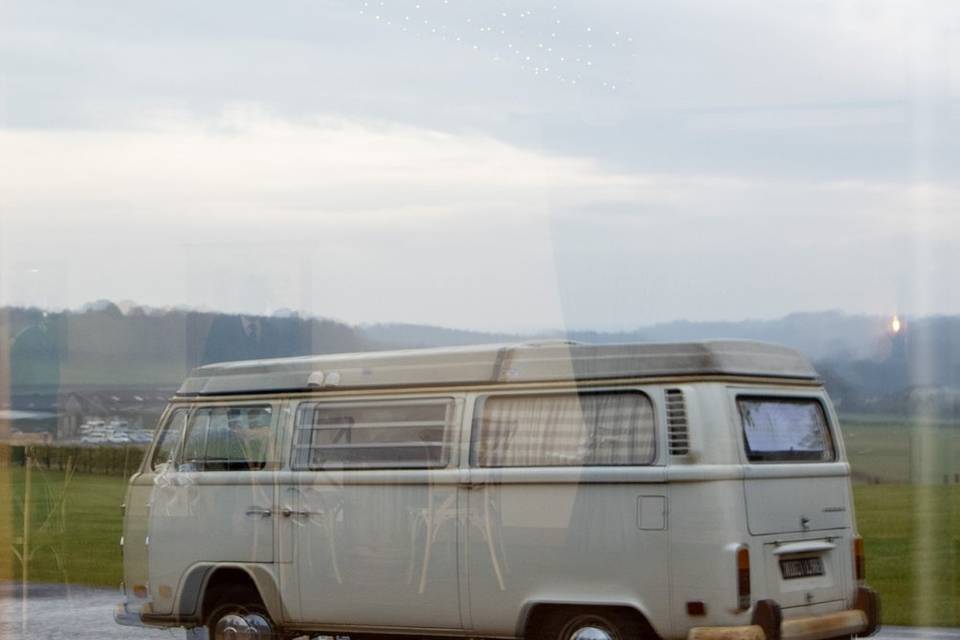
[738,397,835,463]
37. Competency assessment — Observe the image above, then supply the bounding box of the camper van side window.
[738,397,835,462]
[292,400,453,470]
[150,408,189,472]
[472,391,656,467]
[179,405,274,471]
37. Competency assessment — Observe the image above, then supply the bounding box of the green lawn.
[854,484,959,627]
[841,417,960,625]
[0,467,957,628]
[842,418,960,485]
[1,467,126,588]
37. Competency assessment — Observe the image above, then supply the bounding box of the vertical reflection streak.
[0,308,11,633]
[907,6,940,626]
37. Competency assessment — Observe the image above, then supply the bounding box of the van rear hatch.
[737,395,853,607]
[738,396,849,535]
[745,474,850,535]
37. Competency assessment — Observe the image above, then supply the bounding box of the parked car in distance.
[115,340,880,640]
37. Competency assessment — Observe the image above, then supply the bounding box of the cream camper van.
[115,341,880,640]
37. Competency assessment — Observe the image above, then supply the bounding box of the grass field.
[0,462,957,627]
[0,466,126,588]
[841,418,960,485]
[854,484,959,627]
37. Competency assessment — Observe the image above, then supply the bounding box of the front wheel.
[206,600,277,640]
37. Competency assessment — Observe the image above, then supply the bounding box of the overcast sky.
[1,0,959,331]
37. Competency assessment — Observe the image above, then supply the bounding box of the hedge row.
[0,444,147,476]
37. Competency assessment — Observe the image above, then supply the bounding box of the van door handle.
[245,507,273,519]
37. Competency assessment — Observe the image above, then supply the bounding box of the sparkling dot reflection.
[351,0,635,92]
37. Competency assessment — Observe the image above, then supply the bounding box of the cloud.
[1,108,631,223]
[2,109,959,329]
[3,0,960,328]
[4,0,959,181]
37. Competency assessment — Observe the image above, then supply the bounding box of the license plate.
[780,557,824,579]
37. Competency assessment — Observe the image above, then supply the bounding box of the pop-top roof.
[175,340,819,396]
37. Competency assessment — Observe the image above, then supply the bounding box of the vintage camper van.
[115,341,880,640]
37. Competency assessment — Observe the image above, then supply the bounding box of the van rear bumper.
[114,600,190,629]
[779,609,868,640]
[688,587,880,640]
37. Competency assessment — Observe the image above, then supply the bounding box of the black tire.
[205,588,277,640]
[529,607,648,640]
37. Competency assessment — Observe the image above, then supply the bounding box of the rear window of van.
[473,391,655,467]
[738,397,835,462]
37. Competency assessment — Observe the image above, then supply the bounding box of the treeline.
[2,444,147,477]
[816,316,960,417]
[1,302,373,390]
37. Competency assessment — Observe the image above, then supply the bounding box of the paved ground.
[0,583,957,640]
[881,629,960,640]
[0,582,181,639]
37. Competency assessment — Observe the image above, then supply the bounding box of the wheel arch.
[178,563,284,626]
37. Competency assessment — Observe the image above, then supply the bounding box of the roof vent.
[665,388,690,455]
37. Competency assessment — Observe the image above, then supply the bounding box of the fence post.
[21,457,31,635]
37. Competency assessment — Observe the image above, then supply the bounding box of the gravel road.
[0,583,956,640]
[0,582,180,639]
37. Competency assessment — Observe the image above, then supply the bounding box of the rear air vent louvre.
[665,388,690,455]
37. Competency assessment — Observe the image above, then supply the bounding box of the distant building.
[56,387,173,441]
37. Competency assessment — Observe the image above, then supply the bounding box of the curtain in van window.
[475,392,655,467]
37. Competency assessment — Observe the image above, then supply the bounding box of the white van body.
[116,341,879,640]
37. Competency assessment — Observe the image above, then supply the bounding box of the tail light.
[853,536,865,582]
[737,545,751,610]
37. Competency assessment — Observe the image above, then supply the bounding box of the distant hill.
[360,311,890,361]
[3,304,959,422]
[362,313,959,418]
[567,311,890,361]
[359,323,519,350]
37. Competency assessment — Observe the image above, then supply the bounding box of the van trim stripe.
[171,374,821,402]
[166,462,851,486]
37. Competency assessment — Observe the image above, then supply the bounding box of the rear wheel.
[530,607,647,640]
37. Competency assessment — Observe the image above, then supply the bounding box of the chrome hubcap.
[567,625,615,640]
[214,612,274,640]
